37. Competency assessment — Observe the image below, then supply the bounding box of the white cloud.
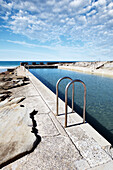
[0,0,113,60]
[70,0,85,8]
[0,0,13,10]
[78,15,87,24]
[108,2,113,9]
[87,9,97,16]
[78,5,92,14]
[7,40,57,50]
[53,7,61,13]
[98,0,106,6]
[67,18,75,25]
[46,0,55,6]
[108,9,113,17]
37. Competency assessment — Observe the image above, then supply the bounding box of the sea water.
[0,61,20,73]
[30,68,113,145]
[0,61,76,73]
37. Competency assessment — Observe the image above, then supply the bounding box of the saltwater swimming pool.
[30,68,113,144]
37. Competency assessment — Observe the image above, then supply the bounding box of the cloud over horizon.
[0,0,113,61]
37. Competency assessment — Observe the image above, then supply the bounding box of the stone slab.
[35,113,59,137]
[0,105,38,168]
[2,136,83,170]
[22,96,50,114]
[11,83,39,98]
[66,126,111,168]
[88,160,113,170]
[57,112,110,147]
[74,158,90,170]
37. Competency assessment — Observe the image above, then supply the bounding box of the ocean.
[0,61,19,73]
[0,61,77,67]
[0,61,76,73]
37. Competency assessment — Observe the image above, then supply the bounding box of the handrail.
[56,77,74,116]
[65,79,86,128]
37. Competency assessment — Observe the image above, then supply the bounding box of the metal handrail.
[56,77,74,116]
[65,79,86,128]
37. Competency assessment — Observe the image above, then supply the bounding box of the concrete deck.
[2,66,113,170]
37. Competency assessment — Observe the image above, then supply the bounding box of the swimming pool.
[30,68,113,145]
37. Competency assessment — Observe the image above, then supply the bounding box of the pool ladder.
[56,77,86,128]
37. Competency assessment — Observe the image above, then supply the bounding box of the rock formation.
[0,68,41,168]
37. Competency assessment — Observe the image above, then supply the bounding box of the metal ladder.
[56,77,86,128]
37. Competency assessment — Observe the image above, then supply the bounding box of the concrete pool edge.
[2,66,113,169]
[58,65,113,78]
[22,67,113,169]
[27,69,111,148]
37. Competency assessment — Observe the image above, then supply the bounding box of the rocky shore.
[58,61,113,78]
[0,67,41,168]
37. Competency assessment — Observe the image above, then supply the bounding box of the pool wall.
[58,65,113,78]
[27,69,110,148]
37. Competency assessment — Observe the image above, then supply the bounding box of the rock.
[1,80,24,90]
[0,69,29,91]
[0,69,40,168]
[0,90,11,95]
[0,94,10,102]
[0,71,13,81]
[0,105,40,168]
[0,97,25,108]
[13,76,29,81]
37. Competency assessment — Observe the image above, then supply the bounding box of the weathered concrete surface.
[35,114,59,137]
[88,160,113,170]
[1,66,113,169]
[66,126,111,167]
[0,105,38,168]
[27,69,113,169]
[58,61,113,78]
[3,136,88,170]
[0,68,40,168]
[11,83,39,98]
[22,96,50,114]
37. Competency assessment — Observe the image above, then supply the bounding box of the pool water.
[30,68,113,145]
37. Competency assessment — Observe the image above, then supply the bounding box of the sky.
[0,0,113,61]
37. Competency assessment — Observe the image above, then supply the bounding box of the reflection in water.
[30,68,113,144]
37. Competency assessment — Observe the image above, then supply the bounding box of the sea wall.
[58,61,113,78]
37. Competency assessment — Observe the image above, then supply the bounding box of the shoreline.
[58,65,113,78]
[58,61,113,78]
[0,66,17,69]
[0,66,18,73]
[1,60,113,78]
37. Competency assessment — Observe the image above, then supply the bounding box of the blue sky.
[0,0,113,61]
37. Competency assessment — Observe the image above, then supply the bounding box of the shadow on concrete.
[66,122,85,128]
[30,109,41,150]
